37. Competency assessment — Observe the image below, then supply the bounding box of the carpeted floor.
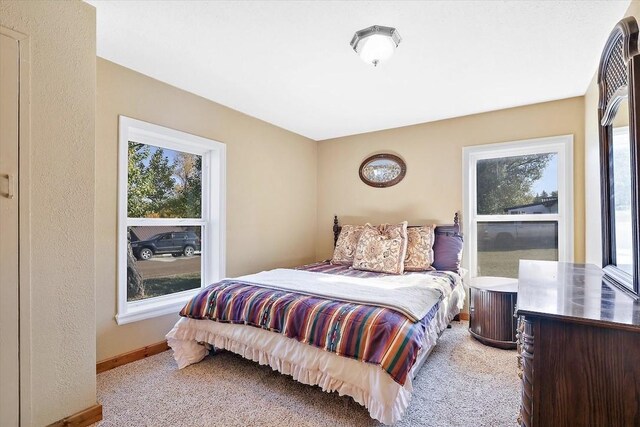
[97,321,520,426]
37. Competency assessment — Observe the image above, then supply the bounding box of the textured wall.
[316,97,586,266]
[0,1,97,425]
[96,58,317,361]
[584,1,640,265]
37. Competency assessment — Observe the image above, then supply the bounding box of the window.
[463,135,573,278]
[117,116,225,324]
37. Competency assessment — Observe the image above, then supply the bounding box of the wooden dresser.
[516,260,640,427]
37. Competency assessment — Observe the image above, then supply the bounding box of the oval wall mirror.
[359,154,406,188]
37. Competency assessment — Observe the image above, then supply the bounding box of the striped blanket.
[179,262,458,386]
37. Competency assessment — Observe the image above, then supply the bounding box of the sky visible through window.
[532,155,557,196]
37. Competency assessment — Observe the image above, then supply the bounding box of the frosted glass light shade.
[350,25,401,67]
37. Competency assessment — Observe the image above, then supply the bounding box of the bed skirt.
[166,285,464,425]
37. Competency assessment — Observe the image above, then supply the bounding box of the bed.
[166,215,465,425]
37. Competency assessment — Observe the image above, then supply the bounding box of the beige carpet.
[97,321,520,426]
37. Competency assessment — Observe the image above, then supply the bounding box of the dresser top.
[516,260,640,331]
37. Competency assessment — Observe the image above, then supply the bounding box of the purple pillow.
[432,233,463,272]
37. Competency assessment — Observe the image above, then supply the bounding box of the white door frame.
[1,25,32,427]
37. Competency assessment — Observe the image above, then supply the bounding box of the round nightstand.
[468,276,518,349]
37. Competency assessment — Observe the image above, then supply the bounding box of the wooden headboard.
[332,212,461,247]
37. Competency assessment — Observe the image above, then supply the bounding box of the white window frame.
[116,116,226,325]
[462,135,574,278]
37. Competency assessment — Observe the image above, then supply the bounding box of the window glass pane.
[477,221,558,278]
[612,128,633,276]
[127,141,202,218]
[476,153,558,215]
[127,225,202,301]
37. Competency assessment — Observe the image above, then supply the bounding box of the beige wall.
[96,58,317,361]
[584,1,640,265]
[584,74,602,265]
[316,97,586,265]
[0,1,97,425]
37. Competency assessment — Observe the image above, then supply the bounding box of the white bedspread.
[235,268,452,322]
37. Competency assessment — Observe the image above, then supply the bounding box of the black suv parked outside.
[131,231,201,261]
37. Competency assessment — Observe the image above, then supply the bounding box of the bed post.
[454,211,463,235]
[333,215,340,247]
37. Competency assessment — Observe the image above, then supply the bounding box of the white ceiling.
[88,0,630,140]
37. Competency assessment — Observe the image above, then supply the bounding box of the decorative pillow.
[353,222,408,275]
[404,225,436,271]
[331,225,365,265]
[432,232,464,272]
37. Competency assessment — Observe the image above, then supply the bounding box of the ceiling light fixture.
[350,25,402,67]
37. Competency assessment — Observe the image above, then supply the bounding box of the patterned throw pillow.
[353,222,408,275]
[331,225,365,265]
[404,226,436,271]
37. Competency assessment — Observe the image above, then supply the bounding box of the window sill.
[115,289,199,325]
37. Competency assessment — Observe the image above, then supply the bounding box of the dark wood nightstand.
[468,276,518,349]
